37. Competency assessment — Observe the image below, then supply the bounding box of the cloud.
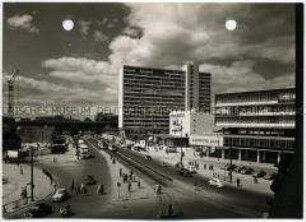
[8,4,295,108]
[93,30,109,42]
[41,57,117,104]
[7,14,39,33]
[199,61,295,95]
[106,3,295,94]
[78,20,91,36]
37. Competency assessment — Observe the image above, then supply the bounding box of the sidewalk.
[97,149,156,201]
[2,163,53,213]
[145,147,274,195]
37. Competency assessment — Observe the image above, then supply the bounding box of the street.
[4,136,272,219]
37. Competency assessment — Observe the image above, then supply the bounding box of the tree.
[269,153,302,218]
[84,117,92,122]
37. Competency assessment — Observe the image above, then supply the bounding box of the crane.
[7,69,19,117]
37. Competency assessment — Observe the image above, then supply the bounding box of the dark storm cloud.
[3,3,295,108]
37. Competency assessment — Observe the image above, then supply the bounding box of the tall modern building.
[118,62,211,137]
[214,88,295,163]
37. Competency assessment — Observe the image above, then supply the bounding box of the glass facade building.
[119,63,211,137]
[214,88,295,163]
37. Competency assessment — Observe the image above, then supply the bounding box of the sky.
[3,3,296,117]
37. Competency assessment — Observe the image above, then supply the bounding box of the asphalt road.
[5,142,113,219]
[88,138,272,218]
[5,138,272,219]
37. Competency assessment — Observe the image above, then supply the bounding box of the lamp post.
[180,120,183,166]
[30,145,34,201]
[229,146,233,183]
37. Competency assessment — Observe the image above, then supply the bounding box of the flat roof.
[215,87,295,97]
[123,65,210,75]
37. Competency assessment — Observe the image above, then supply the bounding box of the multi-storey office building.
[214,88,295,163]
[118,63,211,137]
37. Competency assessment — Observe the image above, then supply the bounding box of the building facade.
[169,110,215,137]
[119,63,211,137]
[214,88,295,163]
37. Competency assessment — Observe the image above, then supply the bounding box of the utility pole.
[180,120,183,166]
[229,146,233,183]
[7,69,19,117]
[30,145,34,201]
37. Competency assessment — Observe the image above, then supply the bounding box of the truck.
[51,136,67,154]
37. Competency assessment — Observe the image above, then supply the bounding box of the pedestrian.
[119,168,123,177]
[70,179,75,191]
[254,175,258,184]
[123,174,128,183]
[168,204,174,217]
[97,184,102,195]
[236,178,241,188]
[20,165,24,175]
[128,182,132,193]
[138,180,141,189]
[76,183,81,194]
[53,182,57,194]
[80,183,85,194]
[3,205,7,214]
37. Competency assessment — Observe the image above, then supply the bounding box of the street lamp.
[29,144,34,201]
[229,146,233,183]
[180,120,184,166]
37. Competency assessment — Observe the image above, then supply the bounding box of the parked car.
[145,155,152,160]
[162,162,170,168]
[165,147,177,153]
[263,173,277,180]
[222,163,237,171]
[208,178,224,188]
[84,175,97,185]
[240,167,254,175]
[253,170,267,178]
[184,165,197,173]
[52,188,70,202]
[233,165,244,173]
[2,176,8,185]
[176,168,192,177]
[24,203,52,218]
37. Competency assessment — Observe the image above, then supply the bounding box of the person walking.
[97,184,102,195]
[138,180,141,189]
[236,178,241,188]
[70,179,75,192]
[168,204,174,217]
[119,168,123,177]
[128,182,132,193]
[253,175,258,184]
[20,165,24,175]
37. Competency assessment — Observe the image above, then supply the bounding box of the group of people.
[119,168,142,194]
[70,179,105,195]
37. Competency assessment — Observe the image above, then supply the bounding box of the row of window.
[215,90,295,105]
[215,105,295,116]
[223,137,295,150]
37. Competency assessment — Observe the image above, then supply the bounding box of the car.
[162,162,170,168]
[24,203,52,218]
[52,188,70,202]
[145,155,152,160]
[176,168,192,177]
[98,141,107,149]
[2,176,8,184]
[241,167,254,175]
[208,178,224,188]
[165,147,177,153]
[264,173,277,180]
[84,175,97,185]
[184,165,197,173]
